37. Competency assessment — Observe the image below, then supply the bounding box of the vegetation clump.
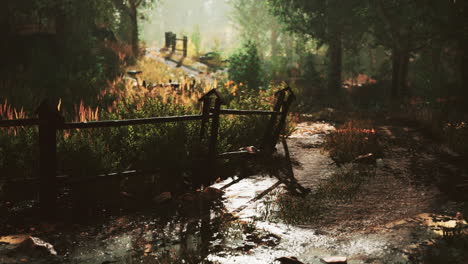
[228,41,265,91]
[261,164,375,225]
[324,119,383,165]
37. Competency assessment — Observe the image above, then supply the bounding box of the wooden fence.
[165,32,188,57]
[0,88,294,217]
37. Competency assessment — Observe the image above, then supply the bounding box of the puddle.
[2,122,449,264]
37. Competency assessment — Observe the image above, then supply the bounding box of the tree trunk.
[391,46,410,100]
[391,46,400,99]
[461,39,468,99]
[431,45,442,96]
[327,33,342,93]
[129,6,139,57]
[400,51,410,97]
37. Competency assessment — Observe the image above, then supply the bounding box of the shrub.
[228,41,265,91]
[444,121,468,156]
[0,53,290,201]
[324,119,382,165]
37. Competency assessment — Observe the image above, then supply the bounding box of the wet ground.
[1,121,467,263]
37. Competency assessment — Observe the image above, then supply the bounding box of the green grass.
[261,164,375,225]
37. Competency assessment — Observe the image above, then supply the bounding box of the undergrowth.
[324,119,383,165]
[0,56,290,202]
[408,232,468,264]
[261,164,375,225]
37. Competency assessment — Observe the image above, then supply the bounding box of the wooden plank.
[217,150,251,158]
[37,99,63,218]
[271,93,294,148]
[215,109,279,116]
[219,175,248,190]
[199,98,211,141]
[232,180,282,213]
[63,169,158,185]
[61,114,206,129]
[0,118,40,127]
[262,91,285,152]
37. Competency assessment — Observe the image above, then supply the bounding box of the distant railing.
[165,31,188,56]
[0,87,295,217]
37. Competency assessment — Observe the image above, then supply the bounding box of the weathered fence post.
[197,94,212,186]
[199,97,211,141]
[165,32,171,48]
[262,90,286,153]
[36,99,63,218]
[171,33,177,53]
[198,89,224,186]
[207,97,222,183]
[272,89,295,148]
[183,36,188,57]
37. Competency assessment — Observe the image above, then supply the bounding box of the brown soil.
[288,122,467,234]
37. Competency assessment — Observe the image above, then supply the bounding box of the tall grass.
[0,56,285,200]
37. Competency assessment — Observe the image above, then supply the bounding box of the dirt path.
[1,121,466,264]
[278,122,467,263]
[209,121,467,263]
[287,122,337,190]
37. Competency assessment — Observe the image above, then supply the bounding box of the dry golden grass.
[0,100,28,135]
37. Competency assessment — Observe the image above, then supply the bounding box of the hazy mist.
[141,0,238,54]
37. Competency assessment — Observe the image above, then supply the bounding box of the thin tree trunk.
[391,46,410,100]
[461,39,468,99]
[270,28,278,57]
[400,50,409,97]
[431,45,442,96]
[369,47,376,74]
[328,33,342,92]
[391,46,400,100]
[129,6,139,56]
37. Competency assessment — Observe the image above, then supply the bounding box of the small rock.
[239,146,259,154]
[353,153,376,165]
[320,256,347,264]
[17,236,57,256]
[376,158,384,168]
[152,192,172,204]
[275,256,304,264]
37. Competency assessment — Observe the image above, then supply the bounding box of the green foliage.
[230,0,280,53]
[0,128,38,180]
[0,87,282,196]
[228,41,265,91]
[191,25,202,56]
[301,53,323,87]
[1,0,128,108]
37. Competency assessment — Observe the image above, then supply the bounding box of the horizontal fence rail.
[0,118,40,127]
[61,114,208,129]
[0,87,295,218]
[215,109,279,116]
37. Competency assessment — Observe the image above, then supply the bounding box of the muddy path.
[1,121,467,264]
[207,121,468,263]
